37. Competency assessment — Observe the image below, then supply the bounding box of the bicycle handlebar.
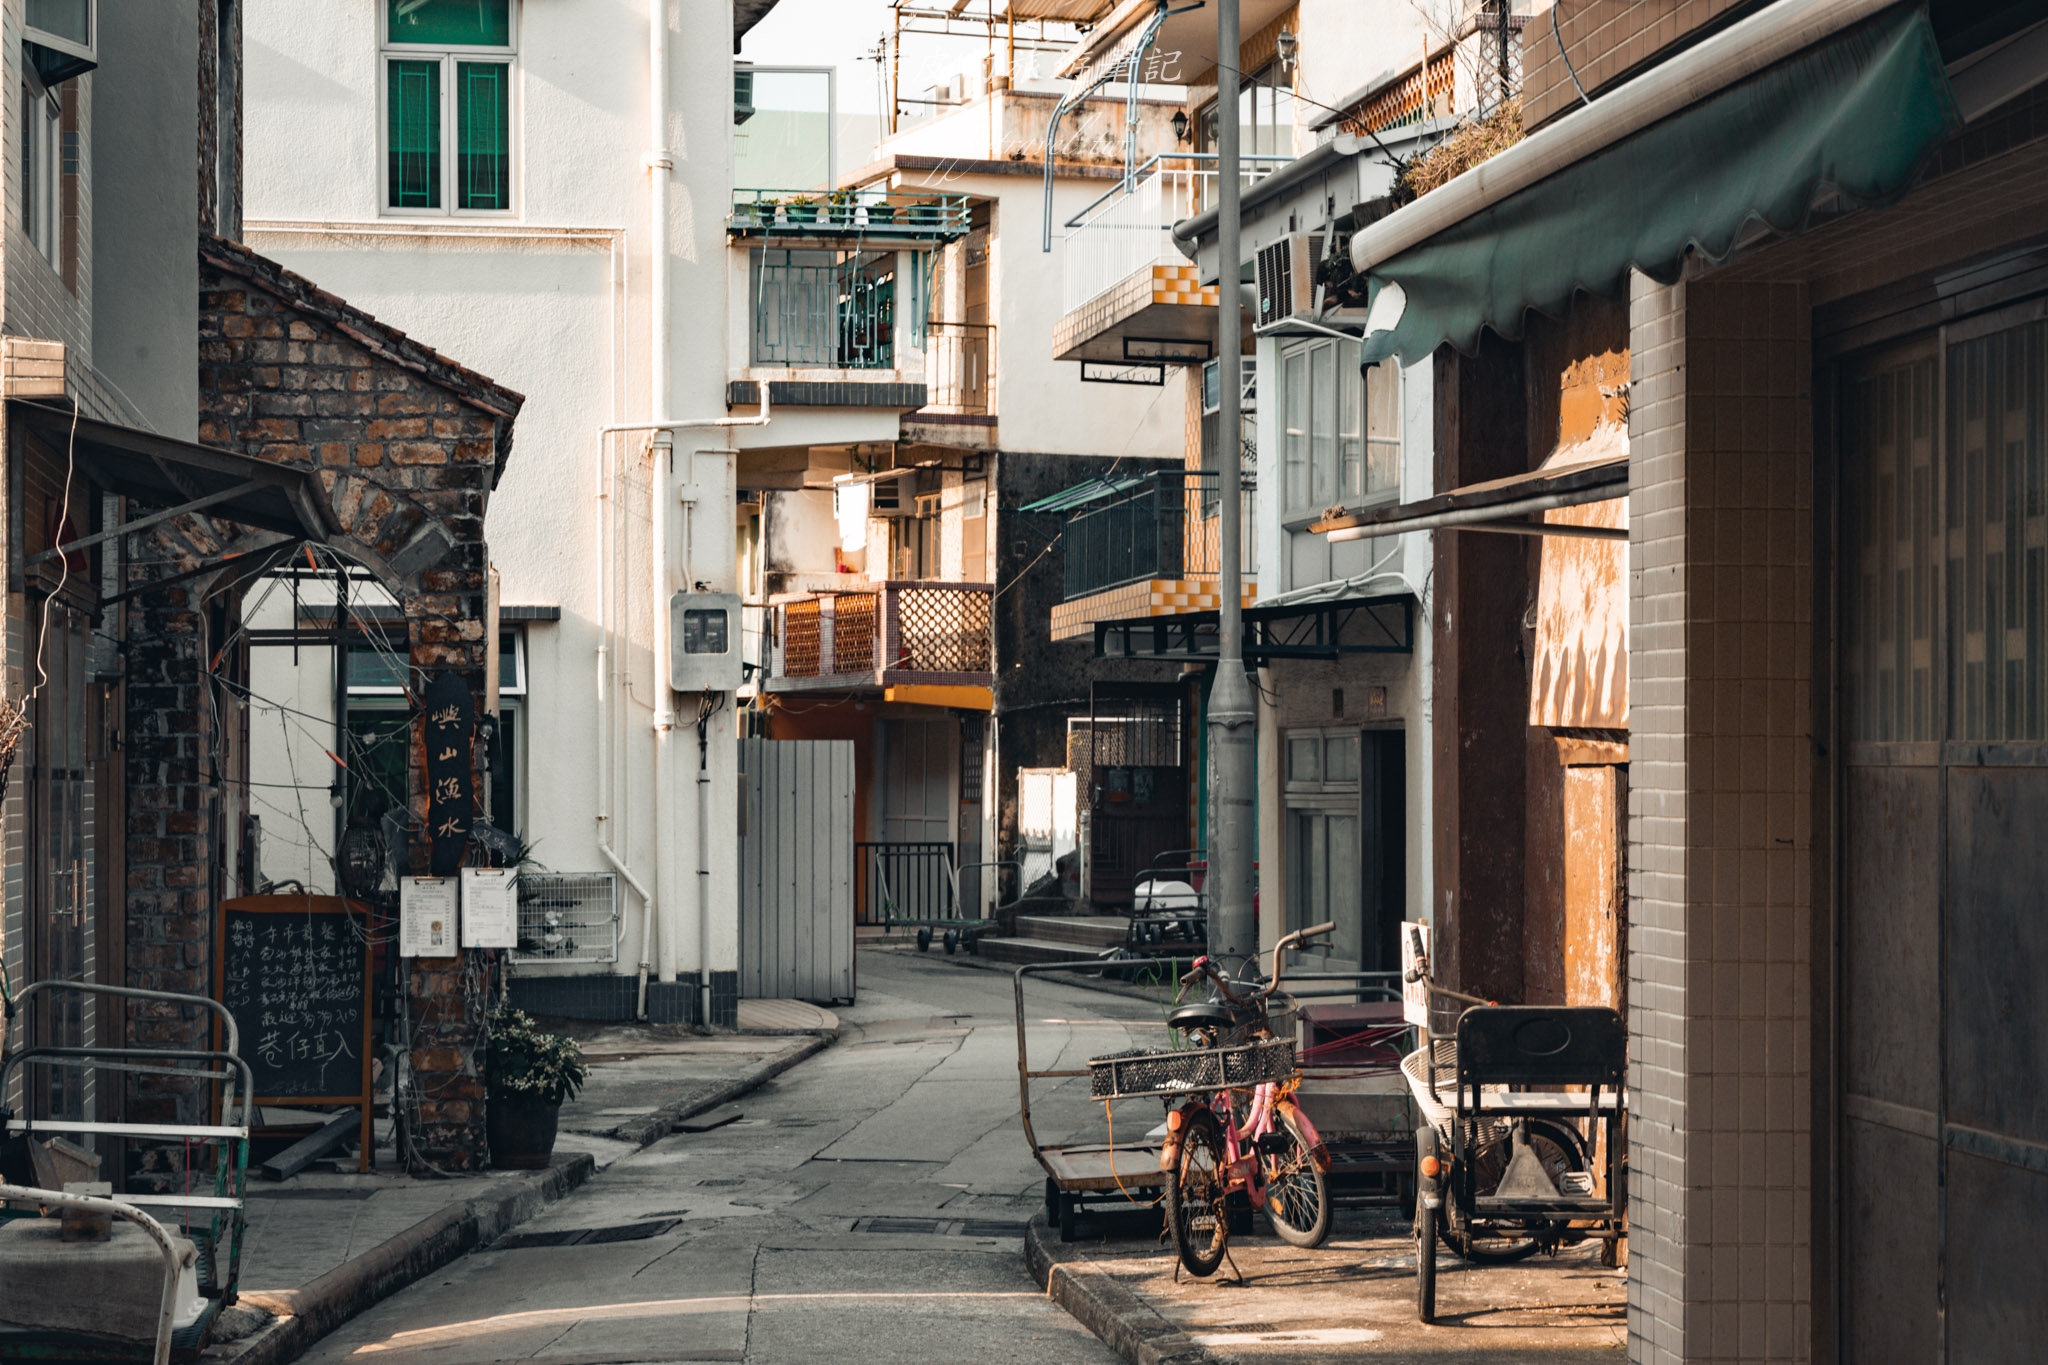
[1175,921,1337,1006]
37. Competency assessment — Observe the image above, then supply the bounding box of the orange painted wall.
[764,699,876,844]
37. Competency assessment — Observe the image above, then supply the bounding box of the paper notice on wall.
[460,868,518,949]
[1401,920,1432,1029]
[400,877,458,958]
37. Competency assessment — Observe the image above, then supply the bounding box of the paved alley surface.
[293,951,1151,1364]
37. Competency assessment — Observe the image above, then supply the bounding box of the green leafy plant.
[485,1006,587,1105]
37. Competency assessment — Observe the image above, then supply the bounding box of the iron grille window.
[751,249,897,369]
[383,0,515,214]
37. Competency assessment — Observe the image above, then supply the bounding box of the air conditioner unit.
[869,471,918,517]
[1255,231,1369,331]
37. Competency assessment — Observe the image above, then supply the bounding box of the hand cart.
[0,982,254,1362]
[1014,958,1187,1240]
[876,859,1019,954]
[1404,1003,1627,1324]
[1282,972,1418,1215]
[1123,849,1207,952]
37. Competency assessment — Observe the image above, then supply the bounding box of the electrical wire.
[1554,0,1594,107]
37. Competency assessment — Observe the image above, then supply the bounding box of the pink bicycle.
[1157,922,1335,1277]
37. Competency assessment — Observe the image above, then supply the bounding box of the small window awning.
[1351,2,1961,365]
[1310,444,1628,542]
[14,401,340,554]
[1019,475,1150,514]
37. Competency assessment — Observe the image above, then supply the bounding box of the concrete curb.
[1024,1215,1229,1365]
[224,1152,596,1365]
[220,1032,835,1365]
[606,1032,833,1147]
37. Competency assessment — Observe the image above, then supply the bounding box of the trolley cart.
[1014,958,1190,1240]
[0,982,253,1362]
[876,860,1020,954]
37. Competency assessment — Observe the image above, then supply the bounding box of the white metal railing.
[1060,154,1289,317]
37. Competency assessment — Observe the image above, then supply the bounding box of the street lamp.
[1172,108,1189,144]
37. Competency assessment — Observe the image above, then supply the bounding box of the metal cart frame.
[1013,958,1187,1240]
[1,982,253,1362]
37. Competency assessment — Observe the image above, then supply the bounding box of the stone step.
[974,936,1111,967]
[1012,914,1132,949]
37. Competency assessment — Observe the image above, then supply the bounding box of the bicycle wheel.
[1444,1118,1588,1263]
[1164,1106,1230,1277]
[1260,1103,1330,1248]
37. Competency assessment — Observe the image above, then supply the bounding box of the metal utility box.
[670,590,742,690]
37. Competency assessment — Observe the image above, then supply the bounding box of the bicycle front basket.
[1088,1038,1296,1100]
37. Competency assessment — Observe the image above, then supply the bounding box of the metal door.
[1838,321,2048,1361]
[738,737,854,1004]
[1086,682,1188,907]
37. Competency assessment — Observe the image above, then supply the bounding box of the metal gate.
[739,737,854,1004]
[1085,682,1188,907]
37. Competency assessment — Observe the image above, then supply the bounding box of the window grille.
[511,873,619,964]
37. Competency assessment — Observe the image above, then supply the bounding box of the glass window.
[20,79,59,263]
[1287,735,1320,782]
[25,0,91,53]
[382,1,515,215]
[1280,340,1401,525]
[387,0,510,47]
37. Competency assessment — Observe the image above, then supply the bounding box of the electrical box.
[670,590,743,691]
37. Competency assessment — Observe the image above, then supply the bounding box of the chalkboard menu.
[215,895,375,1107]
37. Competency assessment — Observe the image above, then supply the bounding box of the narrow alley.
[290,953,1134,1365]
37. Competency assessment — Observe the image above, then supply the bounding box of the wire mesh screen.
[833,593,878,673]
[1089,684,1184,768]
[512,873,620,964]
[893,585,991,672]
[1088,1039,1296,1100]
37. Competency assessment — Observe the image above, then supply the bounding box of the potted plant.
[484,1006,587,1169]
[827,188,857,225]
[730,197,765,228]
[865,198,897,227]
[785,194,819,225]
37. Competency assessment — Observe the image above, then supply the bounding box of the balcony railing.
[769,581,994,688]
[1063,469,1256,601]
[1061,154,1289,317]
[923,322,995,415]
[731,188,970,238]
[752,252,899,369]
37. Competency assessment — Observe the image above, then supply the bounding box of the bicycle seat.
[1168,1002,1235,1033]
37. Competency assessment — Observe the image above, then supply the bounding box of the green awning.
[1018,476,1148,514]
[1359,5,1960,364]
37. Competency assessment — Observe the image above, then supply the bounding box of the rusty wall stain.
[1530,423,1629,730]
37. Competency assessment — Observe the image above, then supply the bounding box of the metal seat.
[1167,1002,1234,1033]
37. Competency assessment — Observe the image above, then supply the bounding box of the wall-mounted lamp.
[1275,28,1298,77]
[1172,108,1189,144]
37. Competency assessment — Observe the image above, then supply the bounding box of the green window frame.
[381,0,514,215]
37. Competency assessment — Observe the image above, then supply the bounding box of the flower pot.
[786,204,818,224]
[866,203,896,227]
[486,1093,561,1169]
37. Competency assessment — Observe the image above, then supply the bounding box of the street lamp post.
[1207,0,1256,965]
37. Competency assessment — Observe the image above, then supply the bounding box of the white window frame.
[377,0,519,219]
[1279,337,1400,528]
[24,0,95,67]
[497,627,527,696]
[20,70,60,265]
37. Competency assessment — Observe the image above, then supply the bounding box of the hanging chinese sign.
[421,673,475,876]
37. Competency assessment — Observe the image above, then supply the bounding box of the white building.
[241,0,774,1023]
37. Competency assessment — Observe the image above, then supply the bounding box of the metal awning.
[1019,475,1149,514]
[1096,595,1412,664]
[13,401,339,563]
[1351,2,1960,363]
[1310,450,1628,542]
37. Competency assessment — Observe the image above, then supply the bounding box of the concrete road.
[297,950,1170,1365]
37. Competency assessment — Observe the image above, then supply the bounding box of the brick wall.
[121,240,517,1170]
[1524,0,1747,131]
[1626,271,1813,1363]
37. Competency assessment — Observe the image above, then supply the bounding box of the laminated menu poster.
[400,875,459,958]
[460,867,518,948]
[213,895,375,1170]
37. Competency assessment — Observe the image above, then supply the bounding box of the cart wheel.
[916,927,933,952]
[943,929,959,954]
[1416,1201,1437,1323]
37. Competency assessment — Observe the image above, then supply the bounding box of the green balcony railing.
[730,188,970,238]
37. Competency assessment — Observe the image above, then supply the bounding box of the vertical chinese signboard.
[421,674,475,876]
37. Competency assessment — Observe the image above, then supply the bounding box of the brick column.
[1626,272,1815,1364]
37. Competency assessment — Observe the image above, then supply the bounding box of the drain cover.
[696,1178,746,1188]
[495,1218,678,1250]
[853,1217,1026,1238]
[859,1217,943,1235]
[957,1221,1026,1239]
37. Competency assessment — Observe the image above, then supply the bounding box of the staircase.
[975,914,1130,966]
